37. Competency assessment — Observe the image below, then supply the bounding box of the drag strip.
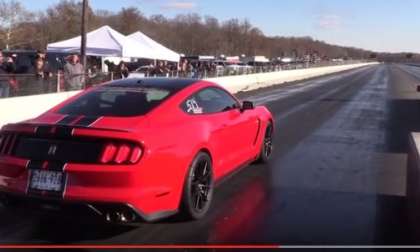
[1,63,420,246]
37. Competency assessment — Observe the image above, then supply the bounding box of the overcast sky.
[20,0,420,53]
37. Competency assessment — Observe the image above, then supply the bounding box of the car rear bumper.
[0,156,180,223]
[0,192,177,223]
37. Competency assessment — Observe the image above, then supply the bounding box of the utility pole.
[80,0,88,87]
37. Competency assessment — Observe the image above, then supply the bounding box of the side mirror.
[417,85,420,92]
[241,101,254,111]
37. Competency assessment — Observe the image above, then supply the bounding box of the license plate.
[29,170,64,192]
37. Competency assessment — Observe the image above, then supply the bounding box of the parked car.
[226,63,253,75]
[213,60,226,77]
[0,78,274,223]
[128,65,154,78]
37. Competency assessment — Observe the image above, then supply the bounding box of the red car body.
[0,78,273,222]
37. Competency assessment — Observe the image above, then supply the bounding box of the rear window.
[58,86,172,117]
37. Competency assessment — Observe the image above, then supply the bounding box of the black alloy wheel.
[181,152,214,220]
[257,123,273,163]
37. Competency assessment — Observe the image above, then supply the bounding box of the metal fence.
[0,71,113,98]
[0,60,367,99]
[148,60,366,79]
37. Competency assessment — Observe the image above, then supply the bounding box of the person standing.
[115,61,129,79]
[64,54,84,91]
[0,52,11,98]
[162,61,170,77]
[180,59,188,77]
[30,57,53,94]
[149,61,164,77]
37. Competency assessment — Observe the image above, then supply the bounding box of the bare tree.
[0,0,378,59]
[0,0,32,49]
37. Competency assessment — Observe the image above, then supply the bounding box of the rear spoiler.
[1,123,131,135]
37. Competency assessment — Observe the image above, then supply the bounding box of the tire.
[256,122,274,164]
[180,152,214,220]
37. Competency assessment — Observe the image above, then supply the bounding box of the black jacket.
[0,64,10,85]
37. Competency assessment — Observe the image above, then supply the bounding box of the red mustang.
[0,78,273,223]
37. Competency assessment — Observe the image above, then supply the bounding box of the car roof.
[105,78,201,92]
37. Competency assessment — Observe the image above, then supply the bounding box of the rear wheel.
[257,122,273,164]
[180,152,214,220]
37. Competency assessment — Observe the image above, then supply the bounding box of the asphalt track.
[2,63,420,249]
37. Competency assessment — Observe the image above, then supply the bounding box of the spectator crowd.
[0,48,351,99]
[0,50,218,99]
[0,50,56,98]
[0,51,102,98]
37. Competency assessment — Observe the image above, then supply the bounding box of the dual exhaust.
[105,211,137,223]
[88,204,139,223]
[1,194,141,224]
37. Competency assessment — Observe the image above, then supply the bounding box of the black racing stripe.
[55,126,73,138]
[27,160,44,170]
[56,115,79,126]
[74,116,99,127]
[47,162,66,172]
[35,126,52,136]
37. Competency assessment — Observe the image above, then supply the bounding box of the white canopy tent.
[128,31,180,62]
[47,26,156,59]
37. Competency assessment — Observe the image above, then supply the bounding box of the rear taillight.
[100,143,117,164]
[100,143,143,165]
[114,144,131,164]
[130,146,143,164]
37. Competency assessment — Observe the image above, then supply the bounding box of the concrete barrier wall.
[0,62,377,128]
[407,133,420,236]
[0,91,79,127]
[207,62,377,93]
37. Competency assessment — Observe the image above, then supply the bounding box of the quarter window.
[182,87,239,114]
[58,86,172,117]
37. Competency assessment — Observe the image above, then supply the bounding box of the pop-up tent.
[47,26,156,59]
[128,31,180,62]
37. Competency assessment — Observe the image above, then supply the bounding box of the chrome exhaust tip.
[87,204,139,223]
[118,210,137,223]
[105,211,136,223]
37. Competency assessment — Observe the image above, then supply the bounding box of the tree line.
[0,0,417,61]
